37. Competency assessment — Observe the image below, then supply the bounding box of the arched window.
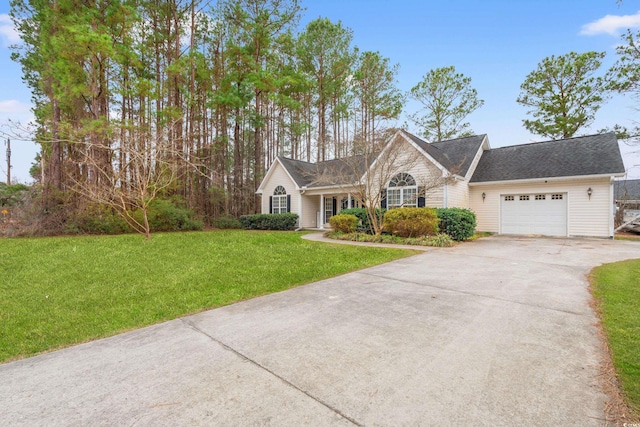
[387,173,418,208]
[271,186,289,214]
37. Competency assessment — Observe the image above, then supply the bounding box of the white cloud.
[580,11,640,36]
[0,14,20,46]
[0,100,31,114]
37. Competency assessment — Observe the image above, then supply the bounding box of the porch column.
[347,193,352,209]
[298,192,303,229]
[319,194,325,230]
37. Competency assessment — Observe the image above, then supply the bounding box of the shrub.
[239,213,298,230]
[132,199,203,232]
[436,208,476,241]
[339,207,386,234]
[326,231,455,247]
[329,214,358,233]
[0,183,30,207]
[383,207,439,238]
[67,205,131,235]
[427,233,454,247]
[213,214,242,229]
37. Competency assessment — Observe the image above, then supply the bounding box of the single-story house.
[257,130,626,238]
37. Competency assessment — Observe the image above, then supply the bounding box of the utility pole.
[5,139,10,186]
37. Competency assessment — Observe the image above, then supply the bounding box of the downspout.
[443,183,449,208]
[609,177,615,239]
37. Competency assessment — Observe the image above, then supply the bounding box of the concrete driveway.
[1,236,639,426]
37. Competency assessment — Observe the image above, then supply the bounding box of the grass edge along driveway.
[0,230,416,363]
[591,258,640,420]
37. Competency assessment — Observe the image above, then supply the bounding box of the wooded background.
[10,0,405,221]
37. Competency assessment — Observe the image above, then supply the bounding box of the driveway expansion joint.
[434,251,589,271]
[361,271,587,316]
[180,318,363,426]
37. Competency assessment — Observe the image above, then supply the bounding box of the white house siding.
[469,177,614,237]
[376,138,445,207]
[301,194,320,228]
[260,162,299,218]
[445,180,470,208]
[423,186,445,208]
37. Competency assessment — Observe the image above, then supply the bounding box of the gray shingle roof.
[431,135,486,176]
[276,132,624,189]
[276,157,318,187]
[277,155,370,188]
[615,179,640,200]
[470,133,625,183]
[401,131,485,176]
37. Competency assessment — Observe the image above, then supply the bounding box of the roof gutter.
[468,172,626,186]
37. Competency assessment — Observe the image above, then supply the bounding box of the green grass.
[469,232,494,240]
[0,230,415,363]
[591,259,640,416]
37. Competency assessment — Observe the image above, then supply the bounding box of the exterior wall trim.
[256,157,301,194]
[469,172,625,187]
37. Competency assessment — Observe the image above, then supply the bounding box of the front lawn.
[0,230,414,363]
[591,259,640,417]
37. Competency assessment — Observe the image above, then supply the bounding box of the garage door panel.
[501,193,567,236]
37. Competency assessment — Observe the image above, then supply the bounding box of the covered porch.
[299,188,362,230]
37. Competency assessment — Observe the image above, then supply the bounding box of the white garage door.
[500,193,567,236]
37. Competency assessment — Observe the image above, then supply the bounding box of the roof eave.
[468,172,626,186]
[257,157,302,193]
[398,132,450,174]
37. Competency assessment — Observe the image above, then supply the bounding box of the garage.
[501,193,567,236]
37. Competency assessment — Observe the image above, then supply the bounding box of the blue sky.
[1,0,640,181]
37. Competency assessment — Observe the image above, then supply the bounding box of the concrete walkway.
[1,236,639,426]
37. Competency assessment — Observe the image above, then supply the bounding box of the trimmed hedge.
[339,207,386,234]
[239,213,298,230]
[383,207,439,238]
[329,214,358,233]
[436,208,476,241]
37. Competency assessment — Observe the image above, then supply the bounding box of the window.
[551,194,563,200]
[519,195,530,201]
[272,186,287,214]
[504,195,514,201]
[387,173,418,208]
[535,194,546,200]
[341,196,360,210]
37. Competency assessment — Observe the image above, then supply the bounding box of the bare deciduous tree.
[2,120,209,239]
[310,131,458,235]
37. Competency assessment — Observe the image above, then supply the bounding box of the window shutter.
[269,196,273,214]
[380,189,387,209]
[332,198,337,215]
[286,195,291,213]
[418,186,425,207]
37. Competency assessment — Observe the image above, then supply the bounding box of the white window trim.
[272,186,287,214]
[387,173,418,208]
